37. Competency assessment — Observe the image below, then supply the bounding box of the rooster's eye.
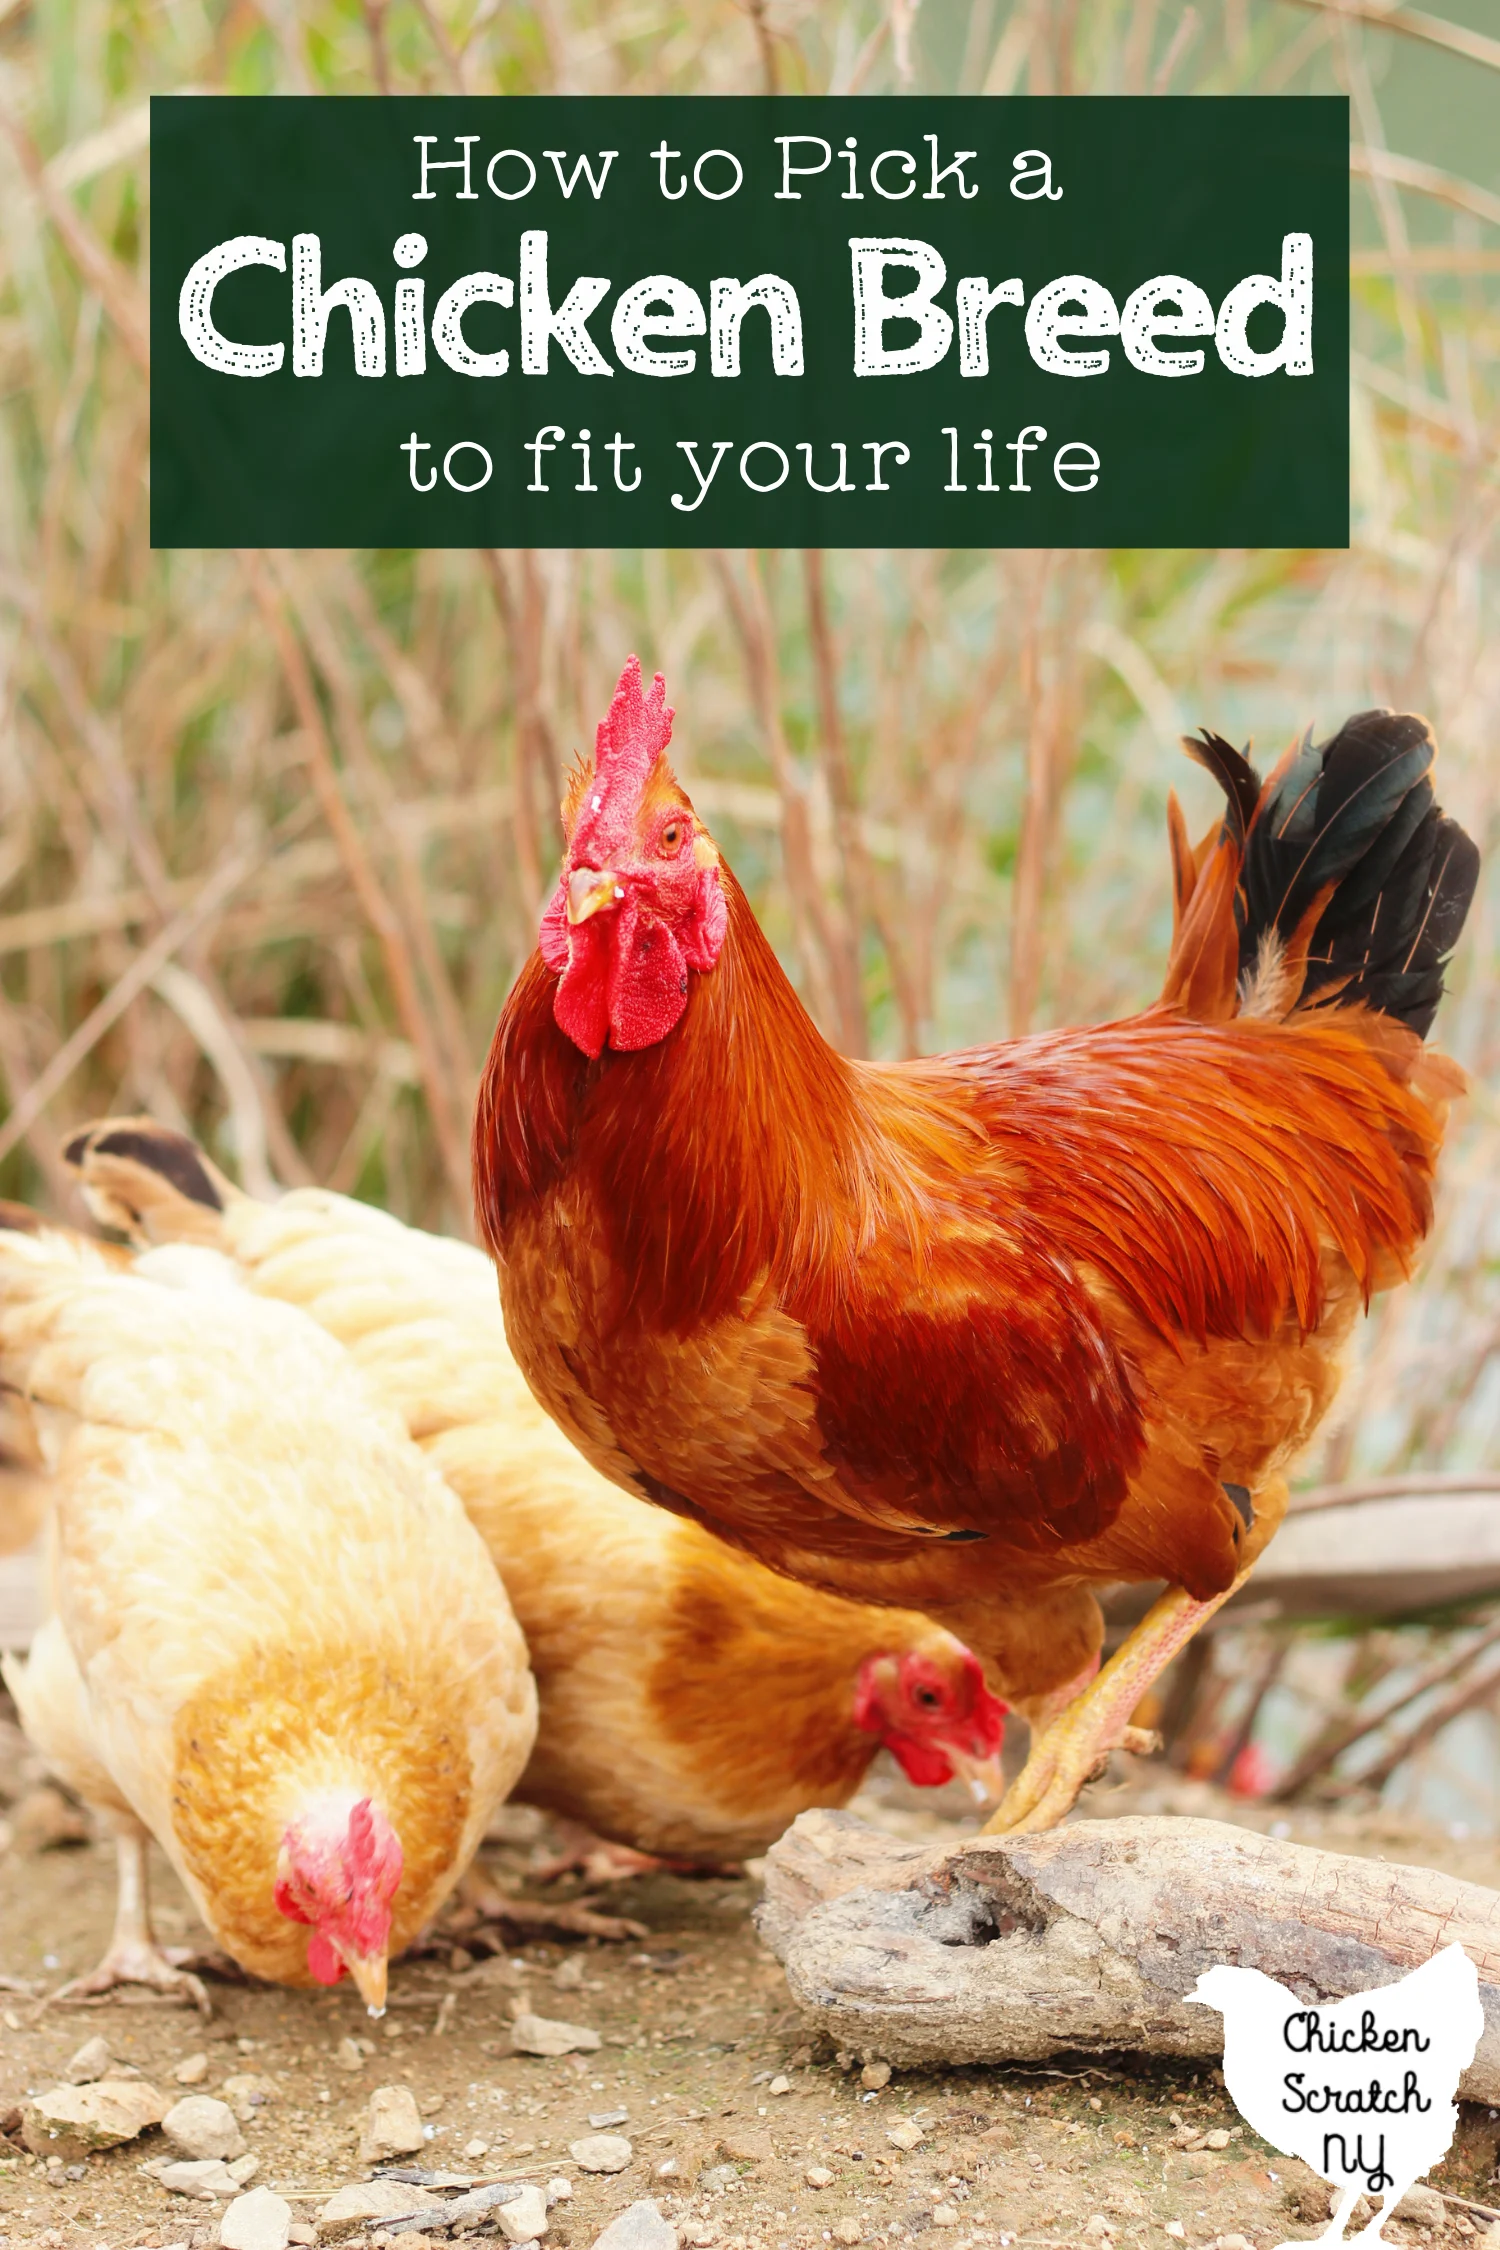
[660,821,683,854]
[913,1686,941,1710]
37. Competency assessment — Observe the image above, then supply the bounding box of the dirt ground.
[4,1702,1500,2250]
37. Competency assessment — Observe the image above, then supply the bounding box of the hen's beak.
[342,1948,389,2018]
[567,867,624,925]
[945,1745,1009,1808]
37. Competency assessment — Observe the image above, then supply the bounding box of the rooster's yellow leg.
[50,1817,210,2014]
[982,1575,1250,1837]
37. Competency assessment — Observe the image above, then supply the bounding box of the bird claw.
[985,1714,1164,1836]
[44,1940,212,2017]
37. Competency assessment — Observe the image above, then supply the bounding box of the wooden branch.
[1289,1471,1500,1516]
[757,1809,1500,2099]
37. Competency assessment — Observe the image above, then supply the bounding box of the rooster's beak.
[342,1949,389,2018]
[567,867,623,925]
[945,1745,1008,1808]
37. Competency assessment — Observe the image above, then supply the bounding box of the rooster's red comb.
[595,656,674,790]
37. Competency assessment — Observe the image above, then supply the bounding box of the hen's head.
[540,657,727,1060]
[274,1795,403,2014]
[854,1648,1008,1801]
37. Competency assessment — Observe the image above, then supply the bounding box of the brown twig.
[1275,0,1500,75]
[1271,1617,1500,1801]
[0,840,259,1169]
[482,551,563,934]
[275,554,475,1096]
[1348,1653,1500,1795]
[241,551,472,1214]
[0,108,150,373]
[362,0,393,91]
[712,553,845,1045]
[800,551,870,1057]
[744,0,779,92]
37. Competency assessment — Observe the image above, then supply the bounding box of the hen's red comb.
[595,656,674,789]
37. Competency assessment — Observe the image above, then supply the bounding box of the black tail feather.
[1190,708,1479,1040]
[1183,730,1261,847]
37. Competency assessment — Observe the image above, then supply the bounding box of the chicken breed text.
[176,134,1316,512]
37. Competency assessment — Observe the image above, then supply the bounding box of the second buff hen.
[68,1120,1009,1866]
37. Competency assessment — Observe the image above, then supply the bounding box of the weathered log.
[756,1810,1500,2100]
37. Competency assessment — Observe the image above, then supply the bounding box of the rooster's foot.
[982,1582,1243,1835]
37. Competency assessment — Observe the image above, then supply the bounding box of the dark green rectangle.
[150,94,1349,549]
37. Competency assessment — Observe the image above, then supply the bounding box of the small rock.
[332,2039,366,2075]
[159,2157,242,2199]
[932,2207,960,2229]
[512,2012,601,2058]
[315,2179,440,2240]
[833,2222,863,2246]
[716,2130,772,2165]
[555,1956,583,1987]
[589,2108,630,2129]
[885,2120,924,2153]
[464,2137,490,2159]
[1202,2128,1230,2150]
[221,2075,280,2124]
[860,2062,891,2091]
[165,2097,247,2163]
[22,2078,168,2159]
[359,2084,426,2165]
[498,2184,550,2242]
[655,2157,679,2178]
[1397,2187,1447,2228]
[570,2133,633,2173]
[290,2228,318,2248]
[805,2167,834,2189]
[1164,2227,1186,2242]
[220,2186,293,2250]
[229,2155,260,2185]
[65,2035,113,2085]
[1212,2237,1254,2250]
[767,2075,791,2096]
[175,2053,211,2087]
[1084,2222,1116,2241]
[590,2198,678,2250]
[548,2179,573,2203]
[418,2093,445,2116]
[699,2165,739,2192]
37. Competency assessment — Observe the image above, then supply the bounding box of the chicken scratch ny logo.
[1189,1944,1482,2248]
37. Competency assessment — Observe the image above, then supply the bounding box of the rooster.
[474,658,1478,1835]
[62,1120,1009,1866]
[1190,1944,1482,2245]
[0,1208,536,2007]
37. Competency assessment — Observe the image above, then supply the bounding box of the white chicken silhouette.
[1190,1944,1482,2247]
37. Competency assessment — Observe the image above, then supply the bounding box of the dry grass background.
[0,0,1497,1804]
